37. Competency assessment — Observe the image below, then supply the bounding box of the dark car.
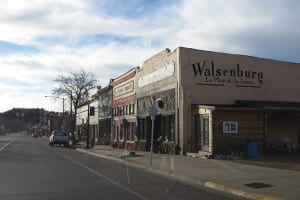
[267,141,297,155]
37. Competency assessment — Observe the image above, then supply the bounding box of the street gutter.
[76,148,282,200]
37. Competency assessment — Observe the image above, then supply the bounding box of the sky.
[0,0,299,113]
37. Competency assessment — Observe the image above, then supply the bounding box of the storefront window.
[138,118,147,140]
[203,115,209,145]
[162,114,175,141]
[120,125,124,140]
[132,122,136,140]
[125,126,130,141]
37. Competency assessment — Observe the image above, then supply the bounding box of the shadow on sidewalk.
[232,154,300,171]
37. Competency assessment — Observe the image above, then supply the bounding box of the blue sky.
[0,0,300,112]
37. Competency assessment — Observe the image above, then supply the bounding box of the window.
[132,104,135,114]
[162,114,175,141]
[138,118,148,140]
[125,125,130,141]
[120,125,124,140]
[202,115,209,145]
[132,122,136,140]
[223,121,238,133]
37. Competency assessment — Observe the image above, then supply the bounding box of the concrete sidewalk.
[75,144,300,200]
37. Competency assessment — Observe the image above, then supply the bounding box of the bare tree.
[53,70,97,141]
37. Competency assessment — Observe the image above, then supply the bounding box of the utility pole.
[86,97,91,149]
[149,105,158,165]
[70,93,75,144]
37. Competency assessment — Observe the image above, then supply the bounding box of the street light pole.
[86,99,90,149]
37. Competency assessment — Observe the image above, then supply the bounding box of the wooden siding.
[212,109,264,155]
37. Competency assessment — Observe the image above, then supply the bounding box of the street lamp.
[45,96,65,129]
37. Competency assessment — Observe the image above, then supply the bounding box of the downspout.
[262,109,267,155]
[175,48,181,154]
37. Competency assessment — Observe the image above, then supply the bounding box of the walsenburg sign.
[192,60,264,88]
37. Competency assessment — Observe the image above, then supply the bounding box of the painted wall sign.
[138,61,175,88]
[192,60,264,88]
[114,80,134,97]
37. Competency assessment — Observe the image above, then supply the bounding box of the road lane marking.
[41,143,150,200]
[212,160,243,174]
[0,142,11,152]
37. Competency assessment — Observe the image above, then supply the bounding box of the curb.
[204,181,282,200]
[76,148,282,200]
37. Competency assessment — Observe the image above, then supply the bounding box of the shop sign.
[192,60,264,88]
[138,61,175,88]
[114,81,134,97]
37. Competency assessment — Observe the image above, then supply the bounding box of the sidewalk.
[75,143,300,200]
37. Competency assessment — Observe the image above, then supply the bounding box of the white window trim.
[223,121,238,133]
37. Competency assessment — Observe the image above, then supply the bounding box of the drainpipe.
[176,48,181,154]
[262,109,266,155]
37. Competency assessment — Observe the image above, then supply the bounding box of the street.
[0,134,238,200]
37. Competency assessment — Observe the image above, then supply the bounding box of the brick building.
[111,67,139,150]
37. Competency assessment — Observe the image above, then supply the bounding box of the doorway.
[191,114,201,152]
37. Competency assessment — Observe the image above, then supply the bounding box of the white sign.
[114,81,134,97]
[138,61,175,88]
[223,121,238,133]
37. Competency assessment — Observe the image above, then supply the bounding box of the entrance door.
[200,114,210,152]
[191,114,201,152]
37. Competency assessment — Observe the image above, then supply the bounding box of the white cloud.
[0,0,299,112]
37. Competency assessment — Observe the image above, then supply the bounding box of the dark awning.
[236,100,300,110]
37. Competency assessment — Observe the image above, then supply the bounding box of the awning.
[236,100,300,111]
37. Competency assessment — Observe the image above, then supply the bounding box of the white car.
[49,130,69,147]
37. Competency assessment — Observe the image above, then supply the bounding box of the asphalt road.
[0,134,238,200]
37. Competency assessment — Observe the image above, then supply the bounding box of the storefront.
[75,96,99,144]
[98,83,113,145]
[112,67,138,150]
[89,96,99,145]
[136,47,300,156]
[178,47,300,156]
[136,49,179,153]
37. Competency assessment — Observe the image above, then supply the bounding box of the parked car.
[49,130,69,147]
[267,141,297,155]
[32,133,38,138]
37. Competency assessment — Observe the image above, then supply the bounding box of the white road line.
[212,160,243,174]
[41,143,150,200]
[0,142,11,152]
[170,157,175,172]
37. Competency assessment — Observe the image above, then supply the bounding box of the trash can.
[247,140,258,158]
